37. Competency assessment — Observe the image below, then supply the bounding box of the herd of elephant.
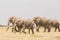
[6,16,60,34]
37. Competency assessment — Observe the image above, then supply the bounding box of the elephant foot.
[12,28,14,32]
[58,29,60,32]
[44,30,46,32]
[44,28,46,32]
[48,30,50,32]
[36,29,39,32]
[32,32,34,34]
[55,29,57,32]
[12,28,16,34]
[19,29,21,34]
[48,29,51,32]
[55,28,57,32]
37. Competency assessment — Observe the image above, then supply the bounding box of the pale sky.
[0,0,60,25]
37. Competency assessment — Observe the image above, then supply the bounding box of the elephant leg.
[44,27,46,32]
[58,27,60,32]
[48,27,51,32]
[12,26,15,32]
[55,24,59,32]
[12,27,13,32]
[48,25,51,32]
[12,27,16,34]
[6,22,11,31]
[12,23,15,32]
[12,27,15,32]
[19,27,22,34]
[28,29,30,34]
[15,26,20,32]
[22,27,26,34]
[6,27,9,32]
[55,27,57,32]
[31,28,34,34]
[36,29,39,32]
[36,25,39,32]
[22,24,26,34]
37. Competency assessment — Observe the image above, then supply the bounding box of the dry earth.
[0,26,60,40]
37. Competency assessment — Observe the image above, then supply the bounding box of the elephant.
[33,16,51,32]
[40,17,51,32]
[6,16,17,32]
[13,18,24,33]
[42,19,60,32]
[32,16,41,32]
[22,19,36,34]
[14,18,36,34]
[44,19,52,32]
[50,19,60,32]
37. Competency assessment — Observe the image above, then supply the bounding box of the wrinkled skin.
[22,19,36,34]
[13,18,24,33]
[33,16,51,32]
[33,16,41,32]
[51,19,60,32]
[14,19,36,34]
[44,19,52,32]
[6,16,17,32]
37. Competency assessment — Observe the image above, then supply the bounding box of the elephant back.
[24,19,32,26]
[15,18,23,25]
[41,17,48,24]
[52,19,59,25]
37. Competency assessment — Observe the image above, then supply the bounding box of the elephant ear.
[18,20,24,25]
[36,17,41,23]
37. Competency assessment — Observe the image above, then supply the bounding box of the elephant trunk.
[15,26,19,32]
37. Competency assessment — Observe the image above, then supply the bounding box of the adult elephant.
[40,17,51,32]
[33,16,41,32]
[13,18,24,33]
[44,19,52,32]
[51,19,60,32]
[14,18,36,34]
[33,16,51,32]
[6,16,17,32]
[22,19,36,34]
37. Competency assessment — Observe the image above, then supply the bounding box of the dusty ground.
[0,26,60,40]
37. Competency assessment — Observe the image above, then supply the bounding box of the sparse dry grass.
[0,26,60,40]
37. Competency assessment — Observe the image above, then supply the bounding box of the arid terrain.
[0,26,60,40]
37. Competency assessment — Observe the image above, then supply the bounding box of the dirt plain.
[0,26,60,40]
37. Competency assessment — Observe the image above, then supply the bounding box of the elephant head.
[6,16,17,32]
